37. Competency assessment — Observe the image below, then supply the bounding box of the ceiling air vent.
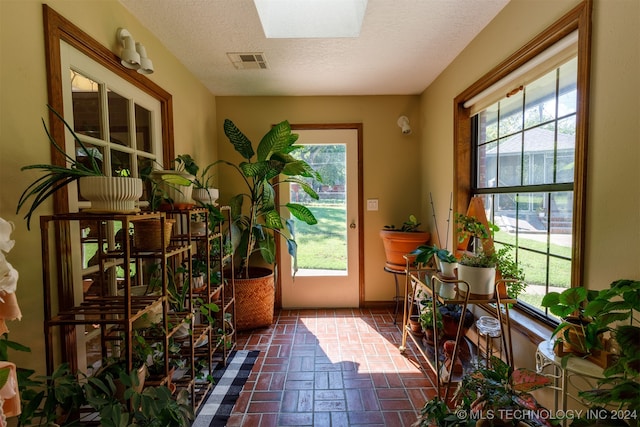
[227,52,269,70]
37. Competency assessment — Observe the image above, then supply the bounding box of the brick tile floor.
[227,308,437,426]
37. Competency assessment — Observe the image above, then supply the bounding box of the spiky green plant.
[16,105,105,229]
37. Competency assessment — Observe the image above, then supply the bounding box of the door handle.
[350,222,356,229]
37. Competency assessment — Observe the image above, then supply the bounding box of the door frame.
[274,123,364,309]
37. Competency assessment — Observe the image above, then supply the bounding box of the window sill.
[475,303,554,345]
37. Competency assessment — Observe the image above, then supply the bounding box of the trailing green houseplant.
[549,279,640,425]
[148,157,195,210]
[174,154,216,190]
[542,279,639,363]
[455,214,526,299]
[418,299,443,344]
[494,246,527,299]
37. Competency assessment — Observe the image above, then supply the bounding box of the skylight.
[253,0,368,39]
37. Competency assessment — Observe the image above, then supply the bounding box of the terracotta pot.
[440,306,474,339]
[423,328,437,345]
[408,315,423,336]
[379,230,430,272]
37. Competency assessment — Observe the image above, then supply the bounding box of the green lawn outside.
[293,204,347,270]
[494,229,572,289]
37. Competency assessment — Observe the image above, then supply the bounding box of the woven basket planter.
[234,267,275,331]
[132,218,175,251]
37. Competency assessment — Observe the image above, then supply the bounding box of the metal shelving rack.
[398,257,515,402]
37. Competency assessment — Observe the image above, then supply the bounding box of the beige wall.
[215,96,422,303]
[419,0,640,387]
[0,0,217,373]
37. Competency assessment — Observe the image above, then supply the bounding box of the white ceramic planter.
[439,282,457,299]
[192,187,219,205]
[150,170,194,207]
[457,264,496,299]
[439,260,458,278]
[79,176,143,212]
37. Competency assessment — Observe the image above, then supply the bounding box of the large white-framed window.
[454,1,592,325]
[471,55,577,316]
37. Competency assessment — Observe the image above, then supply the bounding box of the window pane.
[517,250,548,308]
[108,91,130,147]
[556,116,576,183]
[498,136,521,186]
[523,123,555,185]
[478,104,498,143]
[477,141,497,188]
[549,256,571,290]
[138,157,155,202]
[558,58,578,116]
[71,71,102,139]
[291,144,347,272]
[135,104,152,152]
[76,143,104,201]
[498,91,523,136]
[524,69,557,128]
[76,142,103,172]
[549,191,573,254]
[111,149,132,177]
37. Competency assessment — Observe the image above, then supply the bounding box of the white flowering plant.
[0,219,18,297]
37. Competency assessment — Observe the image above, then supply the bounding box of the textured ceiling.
[119,0,510,96]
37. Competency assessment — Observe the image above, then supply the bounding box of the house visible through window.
[472,57,577,317]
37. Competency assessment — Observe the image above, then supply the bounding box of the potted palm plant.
[216,119,321,330]
[16,106,143,229]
